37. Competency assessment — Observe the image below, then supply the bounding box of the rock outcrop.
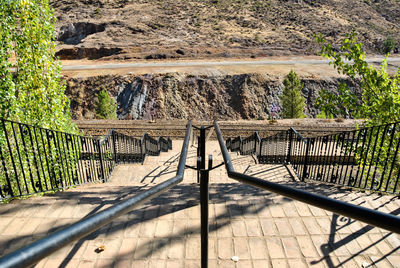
[65,73,359,120]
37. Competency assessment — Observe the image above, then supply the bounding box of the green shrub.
[96,89,117,119]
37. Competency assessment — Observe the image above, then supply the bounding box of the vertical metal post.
[286,129,293,164]
[112,131,117,164]
[302,138,311,181]
[200,127,206,171]
[199,126,208,268]
[98,139,106,183]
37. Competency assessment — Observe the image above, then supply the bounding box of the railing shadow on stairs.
[0,118,173,200]
[0,120,193,268]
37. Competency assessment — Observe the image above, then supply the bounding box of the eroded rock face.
[57,22,106,45]
[117,81,149,120]
[65,73,359,120]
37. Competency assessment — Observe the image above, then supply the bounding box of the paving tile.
[167,238,185,259]
[260,218,278,236]
[172,220,187,237]
[138,220,156,238]
[269,203,286,218]
[231,220,247,237]
[288,218,307,235]
[294,202,312,217]
[245,219,262,237]
[209,237,217,259]
[274,218,292,236]
[149,259,165,268]
[151,238,169,259]
[186,236,201,260]
[118,238,137,259]
[296,236,319,258]
[134,238,153,259]
[385,255,400,268]
[302,218,322,235]
[235,260,253,268]
[288,259,308,268]
[166,259,183,268]
[185,259,201,268]
[2,217,27,235]
[271,259,288,268]
[233,237,251,260]
[282,237,302,258]
[124,220,141,238]
[154,220,173,237]
[252,259,271,268]
[249,237,268,259]
[218,237,233,260]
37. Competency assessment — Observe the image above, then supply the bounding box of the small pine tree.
[383,36,395,54]
[279,70,306,118]
[96,89,117,119]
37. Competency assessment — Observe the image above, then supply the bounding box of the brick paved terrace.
[0,140,399,267]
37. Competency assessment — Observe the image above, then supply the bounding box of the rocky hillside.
[52,0,400,60]
[65,73,358,120]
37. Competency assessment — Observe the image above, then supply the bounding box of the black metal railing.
[112,131,144,163]
[0,119,172,199]
[226,123,400,195]
[295,123,400,194]
[98,130,116,182]
[0,121,192,268]
[0,119,103,199]
[189,121,400,268]
[230,136,242,152]
[240,131,261,155]
[214,120,400,233]
[143,133,160,156]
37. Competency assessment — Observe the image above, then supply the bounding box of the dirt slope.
[65,73,359,121]
[52,0,400,60]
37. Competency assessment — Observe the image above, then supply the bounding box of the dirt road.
[62,56,400,78]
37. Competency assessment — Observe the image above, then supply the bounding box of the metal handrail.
[214,120,400,234]
[0,121,192,268]
[99,128,114,146]
[290,127,307,143]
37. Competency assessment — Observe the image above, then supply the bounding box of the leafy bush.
[96,89,117,119]
[279,70,306,118]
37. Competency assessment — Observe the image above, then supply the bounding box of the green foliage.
[316,110,333,119]
[315,32,400,126]
[96,89,117,119]
[383,36,395,54]
[279,70,306,119]
[315,32,400,192]
[0,0,76,133]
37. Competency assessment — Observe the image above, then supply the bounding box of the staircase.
[0,121,400,267]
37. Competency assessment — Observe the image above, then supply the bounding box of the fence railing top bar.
[0,121,192,268]
[214,120,400,234]
[290,127,307,143]
[99,129,114,146]
[0,118,85,138]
